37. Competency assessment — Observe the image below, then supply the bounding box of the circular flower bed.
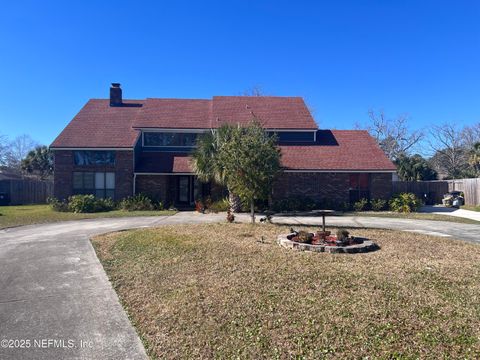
[277,229,379,254]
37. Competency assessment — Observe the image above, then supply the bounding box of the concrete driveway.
[0,212,478,359]
[420,205,480,222]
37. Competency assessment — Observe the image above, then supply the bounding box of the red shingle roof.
[51,96,317,148]
[136,152,192,173]
[50,97,395,172]
[279,130,396,171]
[131,96,316,129]
[135,99,211,129]
[135,130,395,173]
[211,96,316,129]
[50,99,144,148]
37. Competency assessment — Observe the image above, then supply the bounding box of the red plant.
[195,200,205,213]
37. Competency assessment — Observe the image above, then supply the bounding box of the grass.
[344,210,480,224]
[461,205,480,212]
[92,223,480,359]
[0,204,176,229]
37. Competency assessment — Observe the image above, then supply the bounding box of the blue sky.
[0,0,479,145]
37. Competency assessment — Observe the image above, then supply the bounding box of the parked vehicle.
[442,191,464,208]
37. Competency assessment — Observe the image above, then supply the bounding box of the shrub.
[337,201,352,212]
[271,196,317,212]
[118,193,158,211]
[47,197,69,212]
[68,194,99,213]
[353,198,369,212]
[208,198,230,213]
[336,228,350,241]
[296,230,314,243]
[371,198,387,211]
[95,197,115,212]
[389,193,422,213]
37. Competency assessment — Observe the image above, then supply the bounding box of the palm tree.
[468,142,480,177]
[191,125,242,212]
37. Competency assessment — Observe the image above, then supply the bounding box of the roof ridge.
[213,95,303,99]
[145,97,211,101]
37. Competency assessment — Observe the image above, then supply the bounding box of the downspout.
[133,173,137,195]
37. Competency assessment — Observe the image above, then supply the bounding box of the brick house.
[50,84,396,208]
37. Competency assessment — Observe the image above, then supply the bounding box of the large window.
[143,132,198,147]
[73,172,115,199]
[73,151,115,166]
[268,131,315,143]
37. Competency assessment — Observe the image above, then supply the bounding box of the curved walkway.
[0,212,478,359]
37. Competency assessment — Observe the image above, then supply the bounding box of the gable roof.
[51,96,318,148]
[50,99,144,148]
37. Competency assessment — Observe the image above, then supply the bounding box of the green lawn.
[0,204,176,229]
[344,210,480,224]
[92,223,480,359]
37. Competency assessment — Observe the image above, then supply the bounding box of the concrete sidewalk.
[421,205,480,222]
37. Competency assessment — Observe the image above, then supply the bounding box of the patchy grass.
[92,223,480,359]
[0,205,176,229]
[344,210,480,224]
[461,205,480,212]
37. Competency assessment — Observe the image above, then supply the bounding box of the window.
[73,172,115,198]
[74,151,115,165]
[143,132,198,147]
[349,173,370,203]
[268,131,315,143]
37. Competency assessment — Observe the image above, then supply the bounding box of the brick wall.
[53,150,134,200]
[136,175,172,204]
[273,172,351,204]
[272,172,393,204]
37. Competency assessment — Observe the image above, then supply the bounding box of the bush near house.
[208,198,230,213]
[67,195,115,213]
[353,198,369,212]
[48,193,162,213]
[389,192,422,213]
[371,198,388,211]
[194,197,230,213]
[118,193,161,211]
[47,197,69,212]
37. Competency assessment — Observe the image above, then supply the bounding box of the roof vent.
[110,83,122,106]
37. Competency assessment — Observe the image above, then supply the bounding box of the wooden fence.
[0,179,53,205]
[392,181,449,204]
[393,178,480,206]
[446,178,480,206]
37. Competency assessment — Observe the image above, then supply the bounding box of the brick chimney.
[110,83,122,106]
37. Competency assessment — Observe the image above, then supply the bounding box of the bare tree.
[241,85,266,97]
[365,109,424,161]
[5,134,39,169]
[460,122,480,149]
[429,124,467,179]
[0,133,8,166]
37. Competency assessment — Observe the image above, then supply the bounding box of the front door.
[177,176,191,204]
